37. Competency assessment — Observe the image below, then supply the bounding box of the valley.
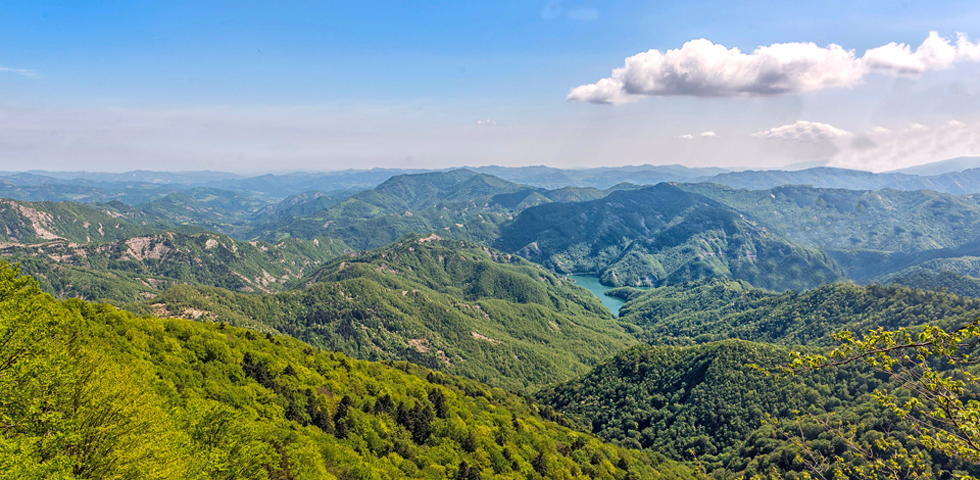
[4,163,980,478]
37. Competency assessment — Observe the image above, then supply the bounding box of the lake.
[567,274,628,316]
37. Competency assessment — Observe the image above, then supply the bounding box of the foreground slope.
[538,341,978,478]
[496,183,844,290]
[146,235,636,390]
[0,263,692,479]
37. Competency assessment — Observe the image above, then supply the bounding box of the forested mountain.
[134,187,275,231]
[247,170,620,250]
[537,340,977,478]
[681,184,980,252]
[496,183,844,290]
[0,198,159,243]
[681,183,980,280]
[142,235,637,391]
[250,189,362,222]
[8,165,980,478]
[611,279,980,345]
[1,264,693,479]
[0,231,349,302]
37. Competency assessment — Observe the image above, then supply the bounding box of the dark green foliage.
[681,183,980,281]
[496,184,844,291]
[145,235,637,390]
[537,341,979,478]
[0,263,695,479]
[883,269,980,298]
[616,279,980,346]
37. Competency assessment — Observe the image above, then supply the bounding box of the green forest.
[5,169,980,478]
[0,263,694,479]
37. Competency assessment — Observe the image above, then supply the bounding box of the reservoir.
[567,274,628,316]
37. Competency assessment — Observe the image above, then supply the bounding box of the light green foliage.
[785,320,980,478]
[146,235,637,391]
[495,184,844,291]
[0,263,695,479]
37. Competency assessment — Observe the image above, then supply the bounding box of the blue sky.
[2,0,980,172]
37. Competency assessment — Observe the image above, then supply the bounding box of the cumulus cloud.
[476,119,497,125]
[678,134,694,139]
[569,32,980,104]
[752,120,852,143]
[700,131,717,137]
[868,126,892,135]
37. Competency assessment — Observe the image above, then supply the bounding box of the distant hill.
[249,170,621,250]
[707,167,916,191]
[495,183,844,290]
[134,187,276,235]
[889,156,980,176]
[471,164,726,189]
[0,169,244,184]
[704,166,980,194]
[144,235,637,391]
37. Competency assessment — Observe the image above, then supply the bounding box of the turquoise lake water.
[566,274,627,316]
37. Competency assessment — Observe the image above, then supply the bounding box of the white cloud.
[868,126,892,135]
[752,120,852,143]
[0,66,37,77]
[905,122,929,132]
[476,119,497,125]
[700,131,717,137]
[678,134,694,139]
[862,31,957,75]
[569,32,980,104]
[567,7,598,21]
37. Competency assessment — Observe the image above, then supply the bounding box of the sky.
[2,1,980,173]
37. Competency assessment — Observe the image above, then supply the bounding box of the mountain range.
[7,160,980,478]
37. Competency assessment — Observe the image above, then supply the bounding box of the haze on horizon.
[3,1,980,174]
